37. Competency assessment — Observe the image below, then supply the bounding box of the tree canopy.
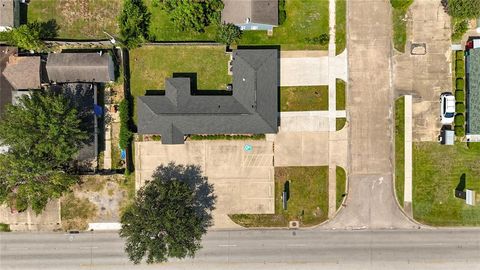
[120,163,215,264]
[162,0,224,32]
[119,0,151,48]
[216,23,242,45]
[0,91,87,213]
[447,0,480,19]
[0,20,58,52]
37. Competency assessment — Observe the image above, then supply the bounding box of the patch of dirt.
[71,175,129,223]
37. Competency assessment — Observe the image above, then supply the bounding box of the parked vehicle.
[440,93,455,125]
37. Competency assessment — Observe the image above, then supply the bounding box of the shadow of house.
[137,49,279,144]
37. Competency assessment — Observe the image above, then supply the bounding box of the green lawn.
[336,118,346,131]
[336,166,346,209]
[148,0,329,50]
[147,0,217,41]
[335,0,346,55]
[239,0,329,50]
[229,166,329,227]
[390,0,413,53]
[413,142,480,226]
[395,97,405,206]
[336,79,346,110]
[28,0,121,39]
[280,86,328,111]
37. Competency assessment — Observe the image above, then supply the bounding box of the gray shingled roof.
[0,0,20,29]
[137,49,279,144]
[46,53,114,83]
[2,55,42,90]
[467,48,480,135]
[222,0,278,26]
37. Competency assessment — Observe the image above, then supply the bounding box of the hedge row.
[189,134,266,141]
[119,99,133,149]
[456,78,464,90]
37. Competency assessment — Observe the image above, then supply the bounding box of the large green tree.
[0,91,87,213]
[120,163,215,264]
[447,0,480,19]
[119,0,151,48]
[162,0,224,32]
[0,20,58,51]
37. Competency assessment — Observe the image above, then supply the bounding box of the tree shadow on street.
[151,162,216,227]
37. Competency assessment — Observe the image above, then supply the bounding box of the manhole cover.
[411,43,426,55]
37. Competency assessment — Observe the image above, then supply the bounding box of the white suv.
[440,93,455,125]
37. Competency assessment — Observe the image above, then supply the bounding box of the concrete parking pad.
[393,0,452,142]
[135,140,274,229]
[0,200,61,231]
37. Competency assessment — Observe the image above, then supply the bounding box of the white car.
[440,93,455,125]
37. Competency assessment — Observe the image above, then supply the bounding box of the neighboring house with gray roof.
[222,0,278,31]
[0,0,21,32]
[2,55,46,90]
[46,52,115,83]
[466,46,480,141]
[137,49,279,144]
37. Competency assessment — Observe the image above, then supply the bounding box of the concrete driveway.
[326,0,416,229]
[135,140,274,229]
[393,0,452,141]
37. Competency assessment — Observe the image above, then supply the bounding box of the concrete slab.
[274,132,330,167]
[135,140,274,229]
[280,111,330,132]
[0,200,61,231]
[280,57,329,86]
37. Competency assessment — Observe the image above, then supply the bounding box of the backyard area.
[412,142,480,226]
[129,45,231,121]
[229,166,329,227]
[147,0,329,50]
[239,0,329,50]
[280,86,329,111]
[28,0,121,39]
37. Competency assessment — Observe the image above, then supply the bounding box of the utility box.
[441,129,455,145]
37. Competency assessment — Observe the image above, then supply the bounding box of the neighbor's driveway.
[135,140,274,229]
[393,0,452,142]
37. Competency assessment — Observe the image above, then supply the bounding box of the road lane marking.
[217,244,237,247]
[287,244,307,247]
[79,246,99,249]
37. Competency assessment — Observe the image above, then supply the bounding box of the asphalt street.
[1,229,480,270]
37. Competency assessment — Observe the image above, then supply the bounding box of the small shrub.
[455,126,465,137]
[456,78,464,90]
[455,114,465,126]
[451,19,469,41]
[278,0,287,25]
[390,0,414,10]
[456,102,465,113]
[216,23,242,45]
[455,59,465,77]
[0,223,10,232]
[119,99,133,149]
[456,50,464,59]
[455,90,465,101]
[306,33,329,45]
[467,142,480,151]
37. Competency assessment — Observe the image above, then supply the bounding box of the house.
[0,46,16,119]
[465,45,480,141]
[137,49,279,144]
[0,0,21,32]
[221,0,278,31]
[46,52,115,83]
[2,55,46,90]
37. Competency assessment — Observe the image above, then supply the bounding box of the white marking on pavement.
[287,244,307,247]
[217,244,237,247]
